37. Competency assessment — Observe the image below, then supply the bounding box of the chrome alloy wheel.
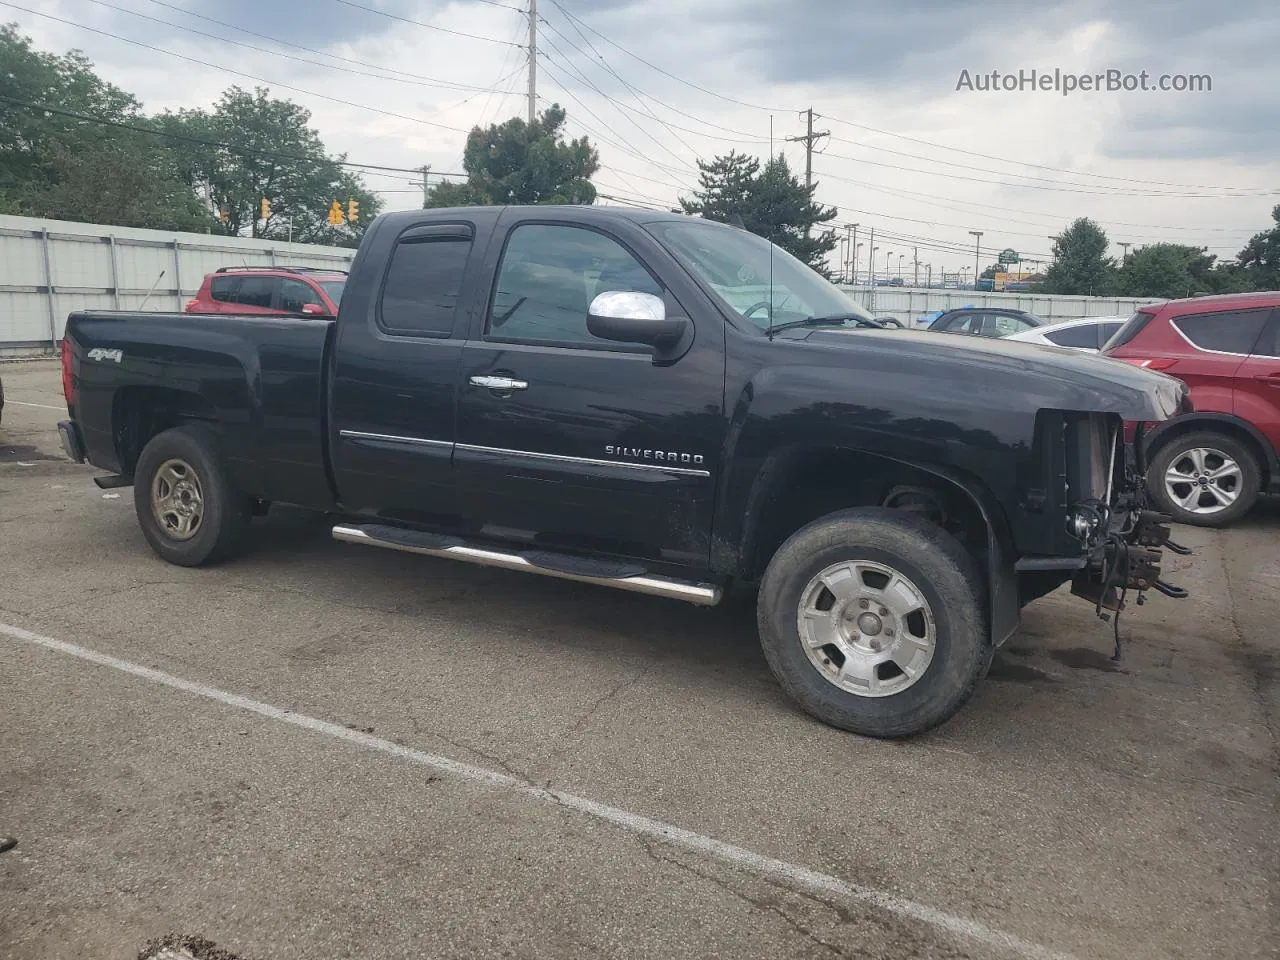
[1163,446,1242,516]
[151,458,205,540]
[797,560,937,698]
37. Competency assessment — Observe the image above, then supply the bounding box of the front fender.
[726,444,1020,647]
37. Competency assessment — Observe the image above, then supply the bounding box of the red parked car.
[185,266,346,318]
[1102,291,1280,526]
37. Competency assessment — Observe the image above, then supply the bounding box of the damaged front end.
[1062,415,1192,659]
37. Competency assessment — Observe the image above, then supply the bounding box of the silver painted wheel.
[797,560,937,698]
[1163,446,1242,516]
[150,457,205,541]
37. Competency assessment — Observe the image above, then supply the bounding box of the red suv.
[1102,291,1280,526]
[185,266,346,317]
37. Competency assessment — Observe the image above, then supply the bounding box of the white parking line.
[6,400,64,411]
[1,619,1074,960]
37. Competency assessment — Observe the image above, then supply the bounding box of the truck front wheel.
[757,508,990,738]
[133,424,251,566]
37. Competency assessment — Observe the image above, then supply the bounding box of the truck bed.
[66,311,338,510]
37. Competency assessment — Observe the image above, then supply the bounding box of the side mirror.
[300,303,327,317]
[586,291,688,348]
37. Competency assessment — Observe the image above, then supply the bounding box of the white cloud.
[5,0,1276,271]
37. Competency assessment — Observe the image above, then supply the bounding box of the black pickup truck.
[57,205,1190,737]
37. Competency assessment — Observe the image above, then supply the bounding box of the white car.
[1005,315,1129,353]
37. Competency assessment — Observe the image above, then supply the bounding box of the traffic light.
[260,196,271,220]
[327,200,345,226]
[347,198,359,223]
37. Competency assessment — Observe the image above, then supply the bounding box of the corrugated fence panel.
[840,285,1163,325]
[0,213,355,354]
[3,213,1169,352]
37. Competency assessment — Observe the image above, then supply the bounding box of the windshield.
[319,280,346,306]
[646,220,874,331]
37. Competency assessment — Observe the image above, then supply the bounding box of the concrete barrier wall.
[0,214,355,354]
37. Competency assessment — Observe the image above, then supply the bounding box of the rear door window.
[236,276,276,309]
[943,312,982,334]
[988,313,1037,337]
[1250,311,1280,358]
[1173,309,1270,355]
[378,228,473,337]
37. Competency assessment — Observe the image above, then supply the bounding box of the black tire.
[1146,430,1259,528]
[133,424,251,566]
[757,507,990,738]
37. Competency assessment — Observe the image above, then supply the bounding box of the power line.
[821,116,1269,193]
[127,0,511,93]
[821,141,1273,199]
[537,8,703,157]
[543,3,1270,195]
[478,13,531,126]
[548,2,783,112]
[533,70,695,180]
[0,4,472,134]
[814,153,1275,199]
[0,95,469,179]
[847,177,1260,236]
[330,0,525,47]
[536,37,691,169]
[547,0,770,144]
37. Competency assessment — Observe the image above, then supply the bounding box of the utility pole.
[784,107,830,189]
[847,224,858,284]
[867,228,876,312]
[968,230,983,290]
[913,246,918,286]
[527,0,537,125]
[418,164,431,209]
[1118,241,1131,263]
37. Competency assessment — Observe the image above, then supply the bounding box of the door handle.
[1254,372,1280,385]
[470,375,528,391]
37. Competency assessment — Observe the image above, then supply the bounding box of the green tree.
[1115,243,1217,298]
[1236,204,1280,290]
[425,104,598,207]
[681,151,838,271]
[1041,218,1116,295]
[157,87,382,246]
[0,23,204,230]
[679,151,759,223]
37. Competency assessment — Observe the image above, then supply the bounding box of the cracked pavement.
[1,360,1277,960]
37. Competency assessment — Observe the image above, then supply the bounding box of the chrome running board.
[331,523,722,606]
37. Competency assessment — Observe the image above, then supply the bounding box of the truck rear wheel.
[757,508,989,738]
[133,424,251,566]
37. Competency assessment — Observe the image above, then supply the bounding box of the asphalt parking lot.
[1,359,1277,960]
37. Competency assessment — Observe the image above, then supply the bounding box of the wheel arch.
[733,446,1020,646]
[1144,413,1275,488]
[111,385,220,477]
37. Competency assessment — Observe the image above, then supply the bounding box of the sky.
[5,0,1279,277]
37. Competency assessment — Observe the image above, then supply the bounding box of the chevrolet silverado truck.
[57,206,1191,738]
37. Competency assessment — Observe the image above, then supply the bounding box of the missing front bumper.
[1070,509,1191,612]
